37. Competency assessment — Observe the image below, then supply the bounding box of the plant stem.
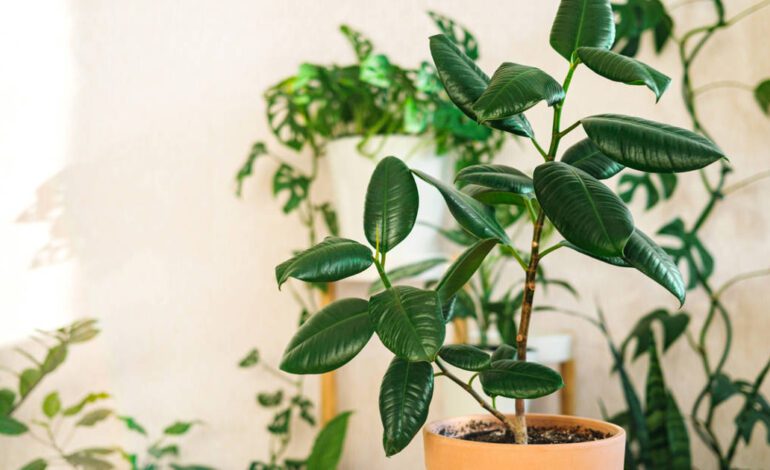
[373,257,392,289]
[435,359,517,436]
[722,169,770,195]
[692,80,753,96]
[538,241,565,259]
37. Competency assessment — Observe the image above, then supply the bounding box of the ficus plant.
[272,0,726,452]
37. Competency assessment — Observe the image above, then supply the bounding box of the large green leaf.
[550,0,616,61]
[491,344,517,363]
[369,258,446,294]
[379,358,433,456]
[582,114,725,172]
[623,229,685,305]
[0,415,28,435]
[461,185,529,206]
[561,138,624,179]
[577,47,670,101]
[534,161,634,257]
[306,411,352,470]
[436,238,498,304]
[280,298,374,374]
[479,360,564,399]
[364,157,419,253]
[412,170,510,244]
[455,164,534,195]
[369,287,445,362]
[755,79,770,116]
[472,63,564,121]
[438,345,491,371]
[429,34,533,137]
[564,241,630,267]
[275,237,373,288]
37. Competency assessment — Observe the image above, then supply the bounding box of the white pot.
[325,135,450,282]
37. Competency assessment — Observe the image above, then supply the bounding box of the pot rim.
[424,413,626,449]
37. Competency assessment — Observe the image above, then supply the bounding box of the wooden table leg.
[560,359,575,416]
[320,283,337,425]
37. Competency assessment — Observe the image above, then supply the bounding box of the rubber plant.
[591,1,770,468]
[272,0,726,452]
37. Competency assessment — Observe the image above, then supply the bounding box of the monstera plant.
[272,0,724,466]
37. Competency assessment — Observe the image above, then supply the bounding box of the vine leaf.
[612,0,673,57]
[339,25,373,61]
[428,11,479,60]
[550,0,616,61]
[620,309,690,361]
[576,47,671,101]
[235,142,267,196]
[619,172,677,210]
[657,218,714,290]
[379,358,433,456]
[273,164,311,214]
[756,79,770,116]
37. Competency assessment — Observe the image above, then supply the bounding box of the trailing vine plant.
[592,1,770,468]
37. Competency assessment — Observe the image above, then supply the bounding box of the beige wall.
[1,1,768,468]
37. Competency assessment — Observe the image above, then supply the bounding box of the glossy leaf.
[369,258,446,294]
[577,47,670,101]
[623,229,686,305]
[479,360,564,399]
[429,34,533,137]
[491,344,517,363]
[755,79,770,116]
[455,164,534,195]
[561,138,624,179]
[564,241,630,267]
[379,358,433,456]
[550,0,615,61]
[281,298,374,374]
[472,63,564,121]
[275,237,373,288]
[369,287,444,362]
[582,114,725,172]
[413,169,510,244]
[0,415,28,435]
[436,238,498,304]
[364,157,419,253]
[42,392,61,418]
[306,411,352,470]
[438,345,491,371]
[534,161,634,257]
[461,185,530,205]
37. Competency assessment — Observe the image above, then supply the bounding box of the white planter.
[325,135,450,282]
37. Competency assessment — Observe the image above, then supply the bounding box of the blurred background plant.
[0,319,212,470]
[586,1,770,469]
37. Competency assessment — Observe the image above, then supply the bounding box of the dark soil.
[437,420,610,445]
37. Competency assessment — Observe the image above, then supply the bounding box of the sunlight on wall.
[0,2,75,345]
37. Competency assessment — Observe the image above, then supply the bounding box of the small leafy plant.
[273,0,726,453]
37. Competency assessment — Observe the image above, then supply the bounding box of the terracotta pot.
[423,413,625,470]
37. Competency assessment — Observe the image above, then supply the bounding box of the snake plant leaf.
[429,34,533,137]
[623,229,685,305]
[369,287,445,362]
[645,340,673,469]
[472,63,565,121]
[534,162,634,257]
[561,138,624,179]
[275,237,373,288]
[412,169,511,244]
[479,360,564,399]
[369,258,446,294]
[280,298,373,374]
[665,393,692,470]
[756,79,770,116]
[550,0,616,61]
[436,238,498,304]
[582,114,725,172]
[576,47,671,101]
[438,345,491,371]
[461,185,530,206]
[306,411,352,470]
[364,156,419,253]
[455,164,534,195]
[379,358,433,456]
[491,344,517,364]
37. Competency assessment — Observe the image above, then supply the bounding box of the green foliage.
[576,47,670,101]
[621,309,690,361]
[479,360,564,399]
[435,239,498,304]
[364,156,419,253]
[612,0,673,57]
[275,237,373,288]
[619,172,677,210]
[755,79,770,116]
[455,164,534,195]
[550,0,616,61]
[280,298,373,374]
[472,63,564,121]
[306,411,352,470]
[369,258,446,294]
[658,217,714,290]
[378,358,433,457]
[561,139,624,179]
[623,229,686,305]
[438,345,491,371]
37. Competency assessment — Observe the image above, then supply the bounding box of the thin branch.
[722,169,770,195]
[692,80,754,96]
[714,268,770,299]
